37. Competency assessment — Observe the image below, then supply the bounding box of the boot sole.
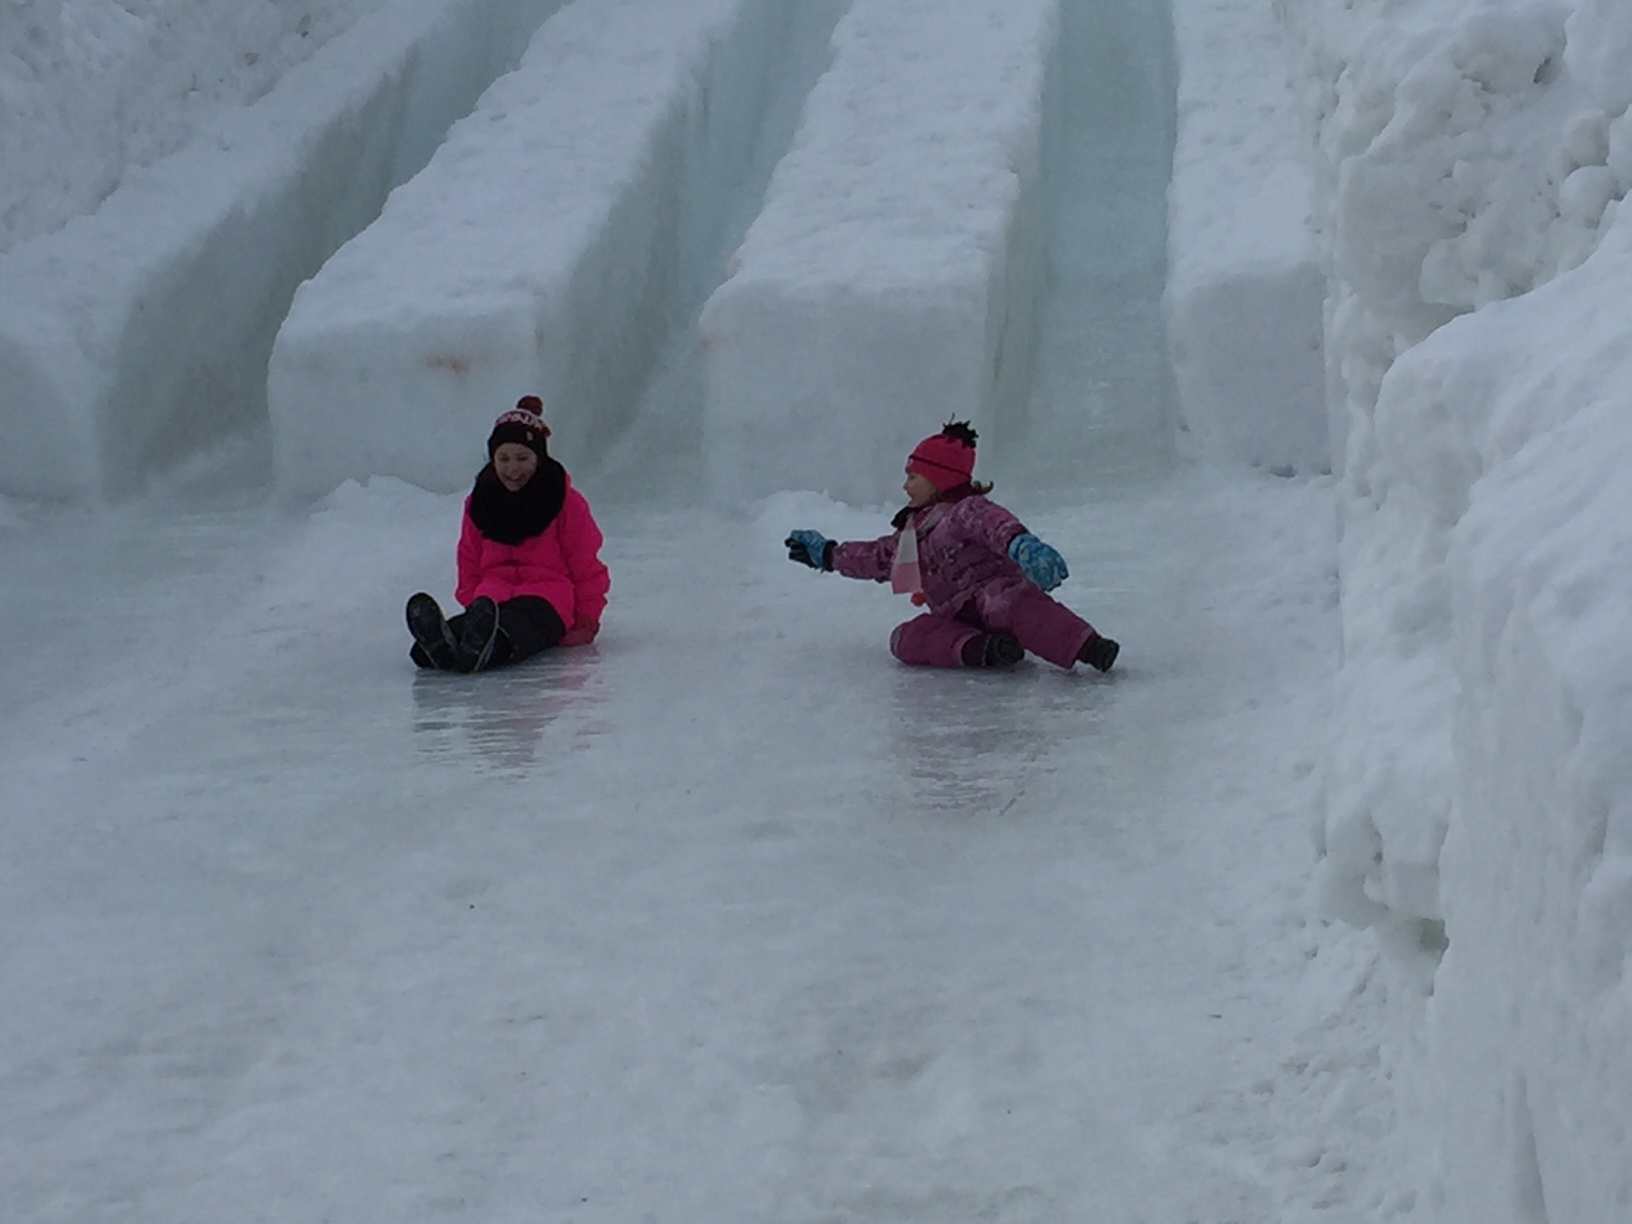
[457,598,501,672]
[406,593,459,670]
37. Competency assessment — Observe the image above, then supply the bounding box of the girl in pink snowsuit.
[785,422,1119,672]
[405,396,609,673]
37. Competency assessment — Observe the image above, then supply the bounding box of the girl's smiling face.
[903,471,938,507]
[493,442,538,492]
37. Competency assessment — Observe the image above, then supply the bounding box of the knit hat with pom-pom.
[905,421,978,490]
[486,395,552,459]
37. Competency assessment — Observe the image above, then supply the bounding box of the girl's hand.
[785,530,833,570]
[1007,533,1068,591]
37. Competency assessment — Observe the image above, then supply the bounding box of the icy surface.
[0,463,1361,1221]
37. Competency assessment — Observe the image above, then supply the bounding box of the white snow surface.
[2,0,1630,1221]
[1286,0,1632,1217]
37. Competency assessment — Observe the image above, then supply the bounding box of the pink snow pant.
[888,577,1098,670]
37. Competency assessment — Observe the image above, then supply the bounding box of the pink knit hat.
[905,421,978,490]
[487,394,552,459]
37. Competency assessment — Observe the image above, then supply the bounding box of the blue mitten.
[785,529,833,570]
[1008,532,1068,591]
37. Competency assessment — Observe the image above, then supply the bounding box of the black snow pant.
[410,595,566,670]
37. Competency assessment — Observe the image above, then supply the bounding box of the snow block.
[1166,260,1327,475]
[1163,0,1327,476]
[0,0,564,501]
[268,0,795,498]
[700,0,1062,506]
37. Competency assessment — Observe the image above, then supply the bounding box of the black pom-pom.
[940,420,978,448]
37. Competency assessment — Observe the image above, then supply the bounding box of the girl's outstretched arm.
[786,527,903,583]
[827,532,899,583]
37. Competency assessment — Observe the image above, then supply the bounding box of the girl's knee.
[890,614,978,668]
[888,621,912,662]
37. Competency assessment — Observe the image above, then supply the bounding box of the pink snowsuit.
[828,492,1099,669]
[456,476,609,634]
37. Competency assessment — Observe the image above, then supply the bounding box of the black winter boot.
[406,592,459,670]
[962,631,1024,668]
[456,596,502,673]
[983,632,1025,667]
[1078,633,1120,673]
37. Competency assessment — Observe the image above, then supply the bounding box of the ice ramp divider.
[1163,0,1326,476]
[0,0,566,503]
[699,0,1063,507]
[267,0,799,499]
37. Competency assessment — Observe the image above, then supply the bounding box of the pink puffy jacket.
[455,477,610,634]
[830,493,1028,615]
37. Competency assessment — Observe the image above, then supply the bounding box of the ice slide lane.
[0,470,1342,1221]
[267,0,1065,506]
[699,0,1060,505]
[269,0,849,497]
[0,0,570,501]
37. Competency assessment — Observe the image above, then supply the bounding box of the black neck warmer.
[467,458,568,545]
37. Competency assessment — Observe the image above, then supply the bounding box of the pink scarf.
[890,504,947,601]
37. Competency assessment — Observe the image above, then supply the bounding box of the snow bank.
[1426,219,1632,1224]
[268,0,827,498]
[0,0,563,500]
[1164,0,1326,476]
[1286,0,1632,1216]
[1565,0,1632,114]
[699,0,1061,506]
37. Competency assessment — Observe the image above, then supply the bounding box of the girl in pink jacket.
[785,422,1119,672]
[406,396,610,673]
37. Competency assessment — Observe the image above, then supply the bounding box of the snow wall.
[1282,0,1632,1218]
[0,0,568,501]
